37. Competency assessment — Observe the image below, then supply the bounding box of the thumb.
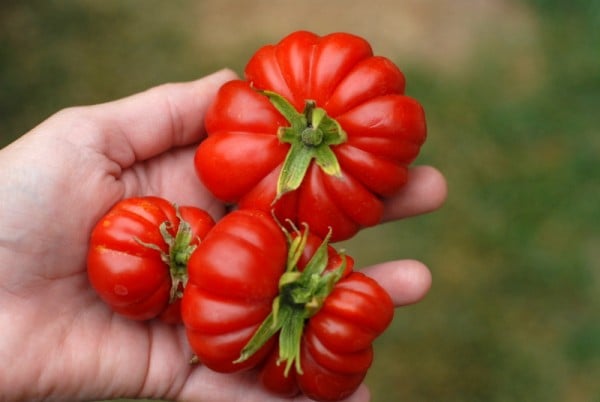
[85,68,238,168]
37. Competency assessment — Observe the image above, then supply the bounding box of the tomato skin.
[260,272,393,402]
[181,209,289,372]
[87,197,214,322]
[195,30,426,242]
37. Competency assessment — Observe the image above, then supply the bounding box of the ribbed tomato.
[87,196,214,322]
[195,30,426,241]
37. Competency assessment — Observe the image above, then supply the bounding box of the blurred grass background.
[1,0,598,401]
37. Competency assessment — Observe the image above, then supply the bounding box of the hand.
[0,69,447,402]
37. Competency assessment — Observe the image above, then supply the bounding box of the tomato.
[87,196,214,322]
[181,209,288,372]
[195,30,427,241]
[179,206,392,400]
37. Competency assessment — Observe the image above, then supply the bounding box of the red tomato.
[87,196,214,322]
[195,30,427,241]
[181,209,288,372]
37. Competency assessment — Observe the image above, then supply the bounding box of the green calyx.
[260,90,347,202]
[135,208,198,303]
[235,226,347,376]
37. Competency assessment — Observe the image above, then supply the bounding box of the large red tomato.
[181,210,358,375]
[87,196,214,323]
[195,30,426,241]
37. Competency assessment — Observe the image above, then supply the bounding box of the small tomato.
[87,196,214,322]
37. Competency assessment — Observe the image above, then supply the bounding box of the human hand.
[0,69,446,402]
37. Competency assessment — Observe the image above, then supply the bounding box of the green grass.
[2,1,599,401]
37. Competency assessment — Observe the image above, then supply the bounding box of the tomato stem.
[135,207,197,303]
[259,90,347,202]
[163,209,198,302]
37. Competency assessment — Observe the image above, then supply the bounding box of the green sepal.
[233,307,280,365]
[277,141,315,200]
[134,206,198,303]
[258,90,347,201]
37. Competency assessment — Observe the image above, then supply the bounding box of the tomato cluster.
[86,30,426,401]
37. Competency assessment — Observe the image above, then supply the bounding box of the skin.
[0,69,447,402]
